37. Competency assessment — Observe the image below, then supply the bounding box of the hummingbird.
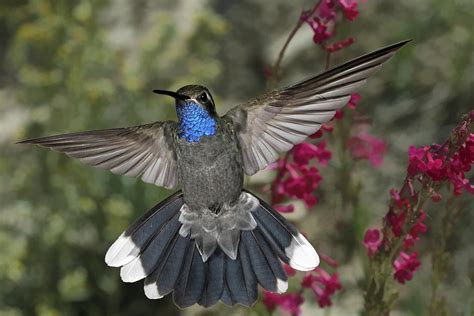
[19,41,408,308]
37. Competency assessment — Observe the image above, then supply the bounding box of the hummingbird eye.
[199,92,208,103]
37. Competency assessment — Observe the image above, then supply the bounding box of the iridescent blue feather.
[177,102,216,142]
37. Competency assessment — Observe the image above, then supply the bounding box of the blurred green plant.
[1,1,227,315]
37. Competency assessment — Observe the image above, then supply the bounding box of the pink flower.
[284,264,297,277]
[406,134,474,196]
[282,165,322,208]
[306,17,332,44]
[393,252,421,284]
[347,133,387,167]
[293,141,332,166]
[263,292,304,316]
[274,204,295,213]
[431,191,442,202]
[363,228,382,256]
[317,0,337,21]
[347,93,361,110]
[337,0,359,20]
[403,211,427,249]
[320,253,340,268]
[389,188,410,209]
[385,210,405,237]
[324,37,355,52]
[407,145,429,176]
[334,109,344,120]
[310,129,324,139]
[302,268,342,308]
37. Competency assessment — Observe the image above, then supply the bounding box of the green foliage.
[1,1,226,315]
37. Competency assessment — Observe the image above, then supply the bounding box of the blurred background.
[1,0,473,315]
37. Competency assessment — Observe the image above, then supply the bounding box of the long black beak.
[153,89,190,101]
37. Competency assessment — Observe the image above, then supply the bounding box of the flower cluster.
[363,228,382,256]
[263,256,342,314]
[393,252,421,284]
[300,0,365,51]
[265,0,380,313]
[302,268,342,307]
[407,133,474,196]
[347,132,387,167]
[363,111,473,287]
[272,158,322,212]
[263,292,304,316]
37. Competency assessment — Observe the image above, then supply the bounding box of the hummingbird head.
[153,85,218,142]
[153,85,217,116]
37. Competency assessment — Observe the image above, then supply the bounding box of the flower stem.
[268,1,321,89]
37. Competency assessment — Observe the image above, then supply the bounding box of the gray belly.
[175,124,243,210]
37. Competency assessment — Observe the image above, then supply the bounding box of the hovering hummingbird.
[19,41,408,308]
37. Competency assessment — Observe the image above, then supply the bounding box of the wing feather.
[224,41,409,174]
[19,121,178,189]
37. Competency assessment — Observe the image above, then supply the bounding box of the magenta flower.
[263,292,304,316]
[279,164,322,208]
[389,188,410,209]
[407,132,474,195]
[293,141,332,166]
[319,252,340,268]
[363,228,382,256]
[317,0,337,20]
[402,211,427,249]
[338,0,359,20]
[393,252,421,284]
[284,264,297,277]
[334,109,345,120]
[385,210,405,237]
[347,132,387,167]
[347,93,361,110]
[306,17,332,44]
[431,191,442,202]
[323,37,355,53]
[302,268,342,307]
[274,204,295,213]
[407,145,429,176]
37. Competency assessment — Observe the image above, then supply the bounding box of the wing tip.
[367,39,412,57]
[16,138,36,145]
[388,39,412,50]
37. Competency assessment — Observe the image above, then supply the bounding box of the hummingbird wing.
[19,121,179,189]
[224,40,409,175]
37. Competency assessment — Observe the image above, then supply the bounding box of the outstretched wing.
[19,121,179,189]
[224,40,409,175]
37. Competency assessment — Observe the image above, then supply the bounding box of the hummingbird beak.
[153,89,190,101]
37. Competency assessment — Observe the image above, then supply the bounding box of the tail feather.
[198,249,225,307]
[105,192,184,267]
[144,235,190,299]
[226,251,252,306]
[172,243,206,308]
[241,231,287,293]
[120,212,181,283]
[105,190,319,309]
[250,192,320,271]
[238,241,258,306]
[220,283,234,306]
[252,229,288,286]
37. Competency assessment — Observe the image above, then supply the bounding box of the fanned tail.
[105,190,319,308]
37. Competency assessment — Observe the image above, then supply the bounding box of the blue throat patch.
[176,101,217,142]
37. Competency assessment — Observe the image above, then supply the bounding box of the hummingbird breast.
[174,119,244,211]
